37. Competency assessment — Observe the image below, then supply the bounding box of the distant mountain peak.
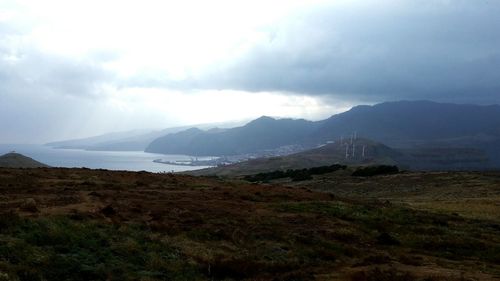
[256,115,275,120]
[247,116,276,125]
[184,127,203,133]
[246,116,311,127]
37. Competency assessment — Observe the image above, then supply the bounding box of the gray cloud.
[179,1,500,104]
[1,51,113,98]
[2,1,500,143]
[0,22,115,142]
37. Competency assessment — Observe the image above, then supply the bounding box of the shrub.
[351,165,399,177]
[243,164,346,182]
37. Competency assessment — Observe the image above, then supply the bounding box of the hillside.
[146,101,500,170]
[0,152,49,168]
[46,128,188,151]
[314,100,500,148]
[188,138,401,176]
[188,137,492,176]
[46,120,247,152]
[398,147,491,170]
[0,167,499,280]
[146,116,318,156]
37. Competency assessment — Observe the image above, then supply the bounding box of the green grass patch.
[274,201,500,264]
[0,214,202,281]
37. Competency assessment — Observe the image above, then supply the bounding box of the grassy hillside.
[188,137,493,177]
[188,139,400,177]
[0,167,499,280]
[287,170,500,221]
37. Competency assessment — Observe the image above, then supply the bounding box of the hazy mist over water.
[0,144,210,172]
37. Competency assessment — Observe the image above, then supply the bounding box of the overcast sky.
[1,0,499,143]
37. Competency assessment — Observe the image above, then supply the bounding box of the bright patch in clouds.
[0,0,341,142]
[15,0,322,79]
[108,88,340,125]
[1,0,499,142]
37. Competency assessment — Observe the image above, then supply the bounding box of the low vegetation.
[0,167,499,280]
[0,215,200,281]
[351,165,399,177]
[243,164,347,182]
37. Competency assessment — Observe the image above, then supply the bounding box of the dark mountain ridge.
[146,117,319,156]
[146,100,500,169]
[315,100,500,146]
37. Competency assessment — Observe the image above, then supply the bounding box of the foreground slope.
[0,152,49,168]
[289,170,500,221]
[0,167,499,280]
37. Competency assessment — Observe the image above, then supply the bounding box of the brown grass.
[0,167,499,280]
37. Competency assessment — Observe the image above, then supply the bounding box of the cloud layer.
[1,0,500,142]
[185,1,500,103]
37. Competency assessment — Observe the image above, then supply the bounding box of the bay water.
[0,144,211,173]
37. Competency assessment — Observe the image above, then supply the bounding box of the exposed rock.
[20,198,39,213]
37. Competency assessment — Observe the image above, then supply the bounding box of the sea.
[0,144,212,173]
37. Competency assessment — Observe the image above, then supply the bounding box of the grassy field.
[287,170,500,221]
[0,167,499,280]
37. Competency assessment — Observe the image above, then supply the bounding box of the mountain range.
[314,100,500,147]
[46,100,500,170]
[46,120,247,151]
[46,128,187,151]
[145,101,500,168]
[146,117,319,156]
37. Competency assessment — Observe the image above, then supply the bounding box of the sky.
[1,0,499,143]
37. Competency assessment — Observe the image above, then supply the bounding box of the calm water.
[0,144,211,172]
